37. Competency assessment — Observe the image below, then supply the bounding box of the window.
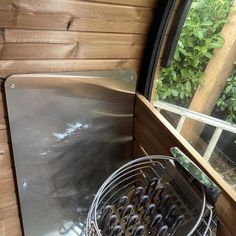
[154,0,236,190]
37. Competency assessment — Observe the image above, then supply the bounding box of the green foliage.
[216,66,236,123]
[156,0,232,105]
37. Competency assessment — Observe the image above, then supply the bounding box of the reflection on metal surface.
[5,70,136,236]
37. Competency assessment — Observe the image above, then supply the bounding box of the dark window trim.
[138,0,192,100]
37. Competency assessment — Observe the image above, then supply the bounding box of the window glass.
[154,0,236,190]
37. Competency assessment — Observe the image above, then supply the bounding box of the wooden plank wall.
[0,1,157,235]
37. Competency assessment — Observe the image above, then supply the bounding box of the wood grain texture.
[0,177,15,195]
[78,44,144,59]
[5,29,146,45]
[0,30,4,43]
[134,93,236,202]
[216,193,236,235]
[0,0,153,22]
[0,204,18,221]
[0,143,11,170]
[0,43,144,59]
[0,192,17,212]
[0,10,71,30]
[0,43,77,59]
[0,59,141,78]
[0,90,7,117]
[0,168,13,180]
[69,17,151,33]
[0,216,22,236]
[0,118,7,130]
[0,130,8,144]
[79,0,158,7]
[134,117,168,155]
[133,139,147,159]
[0,11,151,34]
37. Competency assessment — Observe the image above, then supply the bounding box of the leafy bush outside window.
[156,0,233,111]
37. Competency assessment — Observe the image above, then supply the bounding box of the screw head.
[10,84,15,88]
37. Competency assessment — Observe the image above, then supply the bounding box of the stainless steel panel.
[5,70,136,236]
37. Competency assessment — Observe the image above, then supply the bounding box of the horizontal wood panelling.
[79,0,157,7]
[69,17,151,34]
[0,0,153,22]
[78,44,144,59]
[0,1,156,234]
[0,43,76,60]
[0,59,141,78]
[0,11,71,31]
[0,216,21,236]
[0,11,151,34]
[0,43,143,59]
[5,29,146,45]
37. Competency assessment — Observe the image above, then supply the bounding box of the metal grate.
[86,156,216,235]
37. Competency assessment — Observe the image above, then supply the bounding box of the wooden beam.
[181,3,236,144]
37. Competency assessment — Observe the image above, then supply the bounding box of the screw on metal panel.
[10,84,15,88]
[130,76,134,80]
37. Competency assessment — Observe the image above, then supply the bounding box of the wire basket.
[86,156,216,236]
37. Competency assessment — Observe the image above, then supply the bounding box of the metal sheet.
[5,70,136,236]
